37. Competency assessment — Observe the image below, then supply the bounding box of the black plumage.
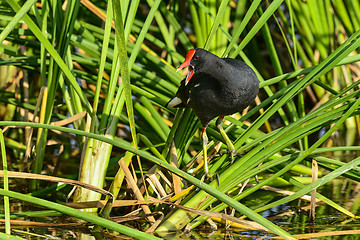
[167,48,259,127]
[166,48,259,177]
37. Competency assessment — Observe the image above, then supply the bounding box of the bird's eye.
[194,55,199,60]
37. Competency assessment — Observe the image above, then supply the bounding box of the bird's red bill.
[185,68,194,84]
[177,49,195,71]
[177,49,196,84]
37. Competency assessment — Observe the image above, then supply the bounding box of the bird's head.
[177,48,208,85]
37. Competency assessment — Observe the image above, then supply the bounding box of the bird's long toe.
[200,172,213,182]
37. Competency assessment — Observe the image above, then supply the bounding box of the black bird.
[167,48,259,177]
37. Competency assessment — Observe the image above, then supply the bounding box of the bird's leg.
[216,116,236,163]
[201,128,211,179]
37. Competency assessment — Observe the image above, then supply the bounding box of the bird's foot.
[218,150,241,164]
[200,172,220,185]
[218,150,241,157]
[200,172,213,182]
[232,150,242,158]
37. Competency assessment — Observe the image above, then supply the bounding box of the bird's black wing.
[223,58,253,72]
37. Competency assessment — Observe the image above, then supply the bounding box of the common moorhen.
[167,48,259,177]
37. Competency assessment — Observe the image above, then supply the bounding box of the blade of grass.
[128,0,161,71]
[229,0,284,58]
[187,0,204,47]
[222,0,261,57]
[124,0,140,41]
[112,0,137,147]
[146,0,178,65]
[92,0,113,124]
[0,0,36,43]
[203,0,230,50]
[157,1,193,50]
[0,129,10,234]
